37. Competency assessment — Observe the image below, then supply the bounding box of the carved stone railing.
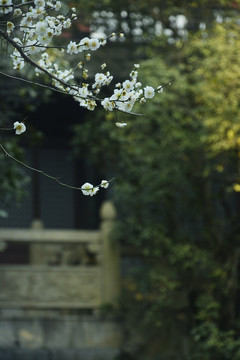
[0,201,120,310]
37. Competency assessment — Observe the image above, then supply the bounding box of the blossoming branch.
[0,0,171,196]
[0,0,168,117]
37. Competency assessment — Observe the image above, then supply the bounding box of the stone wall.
[0,201,122,360]
[0,311,122,360]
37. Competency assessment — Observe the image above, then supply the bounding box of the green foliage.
[190,294,240,360]
[73,20,240,359]
[185,23,240,155]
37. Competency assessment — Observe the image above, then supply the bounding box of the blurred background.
[1,0,240,359]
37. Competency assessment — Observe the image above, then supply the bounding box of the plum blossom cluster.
[100,66,159,114]
[0,1,169,196]
[67,37,105,54]
[0,0,13,15]
[81,180,109,197]
[0,0,165,118]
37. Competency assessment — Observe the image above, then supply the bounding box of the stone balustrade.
[0,201,120,310]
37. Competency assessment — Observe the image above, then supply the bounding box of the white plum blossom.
[63,18,71,28]
[86,100,97,111]
[25,40,43,55]
[41,52,49,60]
[81,183,99,196]
[110,89,122,101]
[100,37,107,46]
[101,98,115,111]
[101,180,109,189]
[7,21,14,34]
[13,122,26,135]
[90,186,99,196]
[12,37,23,46]
[13,8,22,16]
[54,24,62,36]
[34,0,45,8]
[67,41,78,54]
[35,21,48,36]
[105,72,113,85]
[20,15,33,32]
[116,101,134,112]
[81,182,93,196]
[116,122,127,128]
[157,85,164,93]
[79,37,90,50]
[89,38,100,51]
[94,73,107,86]
[11,50,25,70]
[123,80,134,92]
[29,6,46,19]
[55,1,61,11]
[144,86,155,99]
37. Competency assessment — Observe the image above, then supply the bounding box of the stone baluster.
[99,201,120,305]
[29,219,45,264]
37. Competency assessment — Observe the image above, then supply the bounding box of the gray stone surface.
[78,320,122,348]
[0,315,122,354]
[51,348,120,360]
[43,318,73,349]
[0,349,12,360]
[0,321,15,347]
[0,349,49,360]
[16,320,44,349]
[0,348,120,360]
[0,266,102,309]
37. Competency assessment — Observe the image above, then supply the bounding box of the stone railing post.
[100,201,120,304]
[29,219,44,264]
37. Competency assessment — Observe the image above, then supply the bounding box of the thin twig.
[0,70,76,97]
[0,143,115,191]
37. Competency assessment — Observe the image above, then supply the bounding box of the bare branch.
[0,70,77,97]
[0,143,115,191]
